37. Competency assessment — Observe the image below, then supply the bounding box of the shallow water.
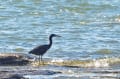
[0,0,120,79]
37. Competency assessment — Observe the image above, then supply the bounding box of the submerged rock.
[0,53,31,66]
[29,70,62,75]
[6,74,27,79]
[0,69,62,79]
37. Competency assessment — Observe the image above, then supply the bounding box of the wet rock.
[30,70,62,75]
[0,53,31,66]
[40,70,61,75]
[5,74,27,79]
[0,69,62,79]
[0,65,62,78]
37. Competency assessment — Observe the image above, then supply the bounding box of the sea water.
[0,0,120,79]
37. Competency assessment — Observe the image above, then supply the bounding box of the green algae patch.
[14,48,25,52]
[51,60,91,67]
[96,49,113,54]
[31,60,91,67]
[31,61,50,66]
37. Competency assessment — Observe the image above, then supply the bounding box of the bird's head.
[50,34,61,38]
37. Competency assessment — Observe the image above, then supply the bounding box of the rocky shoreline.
[0,53,62,79]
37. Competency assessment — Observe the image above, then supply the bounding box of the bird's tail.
[29,51,32,54]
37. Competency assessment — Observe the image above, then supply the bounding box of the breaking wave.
[31,57,120,68]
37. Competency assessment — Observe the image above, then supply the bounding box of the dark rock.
[0,53,31,66]
[39,70,61,75]
[5,74,27,79]
[30,70,62,75]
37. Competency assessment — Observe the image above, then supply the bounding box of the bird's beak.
[55,35,61,37]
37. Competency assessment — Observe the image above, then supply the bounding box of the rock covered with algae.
[31,57,120,68]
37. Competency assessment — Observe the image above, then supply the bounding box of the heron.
[29,34,61,64]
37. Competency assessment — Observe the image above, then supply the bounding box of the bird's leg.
[41,55,44,65]
[39,55,41,65]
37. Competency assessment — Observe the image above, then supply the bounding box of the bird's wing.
[29,45,50,54]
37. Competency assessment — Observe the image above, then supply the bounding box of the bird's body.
[29,45,50,56]
[29,34,60,64]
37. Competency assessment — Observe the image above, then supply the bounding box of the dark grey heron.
[29,34,61,64]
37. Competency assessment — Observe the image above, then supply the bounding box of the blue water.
[0,0,120,60]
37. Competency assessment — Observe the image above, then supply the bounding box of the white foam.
[51,59,64,63]
[92,59,109,67]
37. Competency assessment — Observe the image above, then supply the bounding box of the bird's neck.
[49,36,53,47]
